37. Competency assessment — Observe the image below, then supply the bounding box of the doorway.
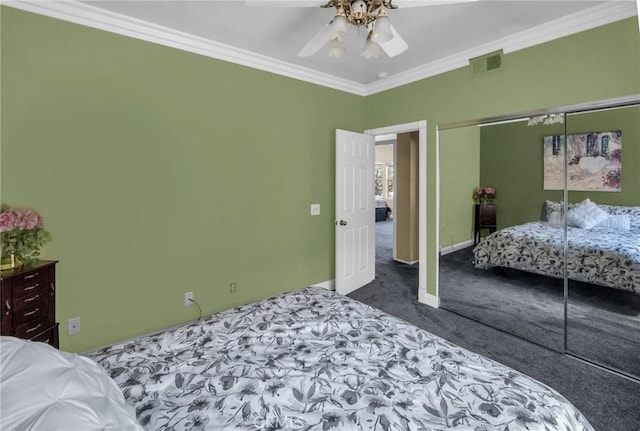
[334,121,428,302]
[374,137,394,265]
[364,121,429,304]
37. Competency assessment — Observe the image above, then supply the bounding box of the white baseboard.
[419,290,439,308]
[310,280,335,290]
[440,239,474,256]
[316,278,440,308]
[394,258,419,265]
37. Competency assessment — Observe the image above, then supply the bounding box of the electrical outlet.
[68,317,80,335]
[310,204,320,216]
[184,291,194,306]
[230,282,237,293]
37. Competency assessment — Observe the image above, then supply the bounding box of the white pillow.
[566,199,609,229]
[0,336,143,431]
[594,214,631,230]
[547,210,564,228]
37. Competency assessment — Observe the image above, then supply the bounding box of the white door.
[335,129,375,295]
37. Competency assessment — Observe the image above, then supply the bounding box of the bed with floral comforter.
[88,287,593,431]
[473,220,640,294]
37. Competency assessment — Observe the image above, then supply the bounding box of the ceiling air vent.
[469,50,503,75]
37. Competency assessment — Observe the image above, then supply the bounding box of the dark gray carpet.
[348,219,640,431]
[440,245,564,351]
[439,246,640,378]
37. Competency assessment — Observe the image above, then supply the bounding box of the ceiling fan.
[298,0,407,59]
[247,0,478,59]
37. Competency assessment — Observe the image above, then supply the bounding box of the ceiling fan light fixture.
[361,34,381,59]
[329,14,348,41]
[371,14,392,43]
[527,114,565,126]
[328,39,347,58]
[298,0,407,59]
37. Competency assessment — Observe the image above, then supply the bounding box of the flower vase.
[0,253,24,271]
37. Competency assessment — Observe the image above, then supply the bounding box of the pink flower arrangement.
[0,206,50,264]
[0,209,44,232]
[473,187,496,204]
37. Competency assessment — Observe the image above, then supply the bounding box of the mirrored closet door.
[439,117,566,351]
[565,104,640,379]
[438,96,640,380]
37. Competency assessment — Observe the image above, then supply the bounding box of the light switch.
[310,204,320,216]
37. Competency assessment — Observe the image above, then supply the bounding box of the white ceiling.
[7,1,638,94]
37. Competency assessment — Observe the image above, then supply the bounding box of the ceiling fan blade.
[297,23,332,57]
[246,0,477,7]
[392,0,479,7]
[245,0,324,7]
[378,25,408,57]
[245,0,480,9]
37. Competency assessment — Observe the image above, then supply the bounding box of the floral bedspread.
[88,287,593,431]
[474,221,640,294]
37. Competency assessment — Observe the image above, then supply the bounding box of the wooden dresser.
[1,260,58,348]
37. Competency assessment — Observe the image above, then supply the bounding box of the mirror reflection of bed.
[438,102,640,380]
[565,107,640,378]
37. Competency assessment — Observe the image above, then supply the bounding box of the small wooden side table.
[474,204,497,245]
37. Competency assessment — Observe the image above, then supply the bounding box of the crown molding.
[365,1,638,95]
[3,0,368,96]
[4,1,637,97]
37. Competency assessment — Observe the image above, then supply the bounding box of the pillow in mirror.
[567,199,609,229]
[594,214,631,230]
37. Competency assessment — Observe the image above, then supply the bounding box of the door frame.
[365,120,434,307]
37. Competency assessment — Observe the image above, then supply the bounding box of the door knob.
[338,220,347,226]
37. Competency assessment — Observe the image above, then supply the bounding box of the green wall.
[365,17,640,296]
[438,126,480,247]
[1,7,639,351]
[480,107,640,229]
[480,120,564,228]
[0,7,365,352]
